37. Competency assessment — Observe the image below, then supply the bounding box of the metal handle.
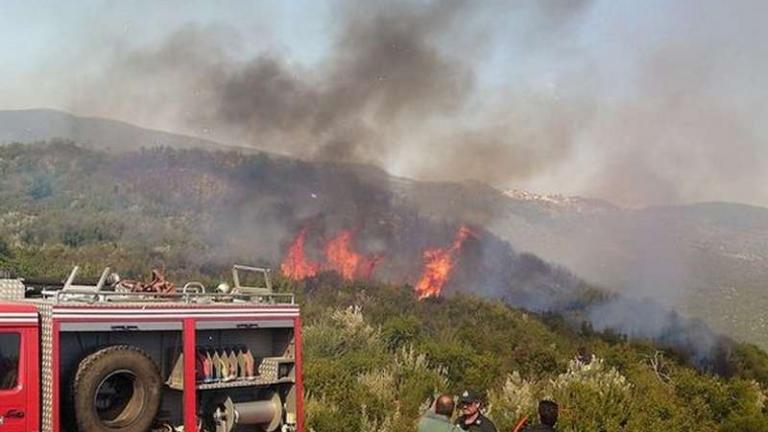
[5,409,24,418]
[236,323,260,329]
[110,325,139,331]
[182,282,206,294]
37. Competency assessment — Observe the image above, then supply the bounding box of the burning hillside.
[281,227,381,282]
[277,220,586,310]
[281,224,474,299]
[414,225,473,299]
[324,230,381,280]
[280,227,319,280]
[0,142,733,365]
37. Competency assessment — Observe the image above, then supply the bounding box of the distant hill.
[0,109,229,152]
[395,181,768,349]
[1,109,768,350]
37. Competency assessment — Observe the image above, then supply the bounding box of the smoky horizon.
[2,0,768,207]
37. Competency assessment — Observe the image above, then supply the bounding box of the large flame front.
[280,227,320,280]
[414,225,473,300]
[324,230,381,279]
[281,228,381,281]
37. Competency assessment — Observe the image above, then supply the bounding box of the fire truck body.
[0,266,304,432]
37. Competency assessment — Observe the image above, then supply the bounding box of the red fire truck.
[0,265,304,432]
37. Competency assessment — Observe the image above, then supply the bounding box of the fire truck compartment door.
[0,329,30,432]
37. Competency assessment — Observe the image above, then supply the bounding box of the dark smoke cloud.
[68,0,596,191]
[206,0,483,166]
[15,0,768,207]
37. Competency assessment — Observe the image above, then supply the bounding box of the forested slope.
[1,141,768,430]
[296,278,768,431]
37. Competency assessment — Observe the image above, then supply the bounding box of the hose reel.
[213,392,283,432]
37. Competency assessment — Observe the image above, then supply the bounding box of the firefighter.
[523,400,558,432]
[418,394,461,432]
[454,390,497,432]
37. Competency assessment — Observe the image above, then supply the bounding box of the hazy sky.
[2,0,768,207]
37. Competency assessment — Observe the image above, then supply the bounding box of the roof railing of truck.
[39,264,294,305]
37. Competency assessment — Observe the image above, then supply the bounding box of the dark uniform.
[454,413,497,432]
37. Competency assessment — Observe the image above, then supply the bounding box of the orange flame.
[414,225,473,300]
[324,230,381,279]
[324,231,361,279]
[282,228,381,280]
[280,227,320,280]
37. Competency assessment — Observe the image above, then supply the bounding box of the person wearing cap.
[418,394,462,432]
[454,390,497,432]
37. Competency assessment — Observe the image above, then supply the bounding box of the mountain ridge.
[0,108,239,153]
[3,108,768,349]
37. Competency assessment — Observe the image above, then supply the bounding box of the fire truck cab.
[0,265,304,432]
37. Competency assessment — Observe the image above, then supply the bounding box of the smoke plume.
[63,0,602,196]
[49,0,768,207]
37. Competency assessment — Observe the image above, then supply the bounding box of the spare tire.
[72,345,162,432]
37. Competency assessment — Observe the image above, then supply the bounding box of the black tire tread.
[72,344,162,432]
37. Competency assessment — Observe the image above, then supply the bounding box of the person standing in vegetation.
[523,400,558,431]
[418,394,461,432]
[454,390,497,432]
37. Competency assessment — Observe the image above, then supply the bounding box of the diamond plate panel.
[38,304,53,432]
[0,279,25,301]
[258,356,295,381]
